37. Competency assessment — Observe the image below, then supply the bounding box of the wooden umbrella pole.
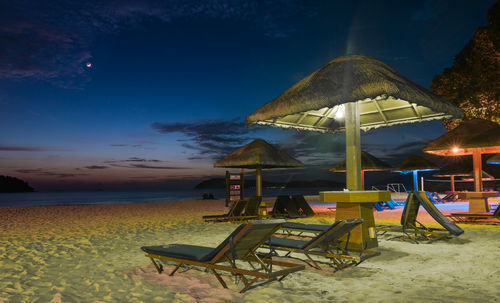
[256,167,262,197]
[451,175,455,192]
[345,102,362,190]
[472,149,483,192]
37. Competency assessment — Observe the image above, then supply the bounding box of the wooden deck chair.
[141,219,305,293]
[279,221,330,237]
[203,199,248,222]
[261,219,373,270]
[291,195,315,217]
[427,192,445,203]
[448,203,500,223]
[270,196,301,218]
[229,196,262,222]
[377,191,463,243]
[441,192,457,202]
[374,202,384,211]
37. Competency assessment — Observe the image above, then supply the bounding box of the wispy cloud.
[0,145,62,152]
[104,157,164,163]
[152,118,257,160]
[16,168,88,178]
[0,0,309,88]
[84,165,108,169]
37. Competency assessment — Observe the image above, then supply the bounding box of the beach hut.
[214,139,304,197]
[423,119,500,192]
[329,151,392,189]
[393,155,439,191]
[246,54,463,250]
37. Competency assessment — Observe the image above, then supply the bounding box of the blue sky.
[0,0,496,190]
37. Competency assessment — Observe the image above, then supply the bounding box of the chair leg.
[169,263,183,276]
[210,269,228,289]
[239,277,258,293]
[149,257,163,274]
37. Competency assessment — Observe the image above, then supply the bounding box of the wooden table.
[319,190,391,252]
[457,191,498,213]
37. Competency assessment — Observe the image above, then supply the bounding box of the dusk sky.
[0,0,496,190]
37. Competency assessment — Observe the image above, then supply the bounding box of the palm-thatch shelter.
[423,119,500,192]
[487,154,500,165]
[247,54,463,191]
[393,155,439,191]
[329,151,392,189]
[214,139,303,197]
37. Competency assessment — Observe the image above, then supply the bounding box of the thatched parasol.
[423,119,500,191]
[214,139,303,197]
[392,155,439,190]
[487,154,500,165]
[329,151,392,189]
[247,54,463,190]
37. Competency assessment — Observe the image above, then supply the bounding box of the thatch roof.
[329,151,392,172]
[487,154,500,164]
[246,54,463,133]
[393,155,439,172]
[433,158,485,177]
[214,139,304,169]
[423,119,500,156]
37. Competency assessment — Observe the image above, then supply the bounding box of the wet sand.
[1,196,499,302]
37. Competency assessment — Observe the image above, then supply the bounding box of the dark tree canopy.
[0,175,35,193]
[431,1,500,129]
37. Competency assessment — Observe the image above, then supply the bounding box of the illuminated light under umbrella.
[214,139,304,198]
[487,154,500,165]
[423,119,500,192]
[246,54,463,250]
[392,155,439,191]
[329,151,392,190]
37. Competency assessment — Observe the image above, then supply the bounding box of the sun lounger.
[279,221,330,237]
[203,199,248,222]
[141,219,305,293]
[427,192,445,203]
[377,191,464,243]
[291,195,315,217]
[441,192,457,202]
[448,204,500,223]
[262,219,375,270]
[270,195,301,218]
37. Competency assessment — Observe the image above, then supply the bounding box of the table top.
[319,190,391,203]
[457,191,498,198]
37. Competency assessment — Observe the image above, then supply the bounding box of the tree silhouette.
[0,175,35,193]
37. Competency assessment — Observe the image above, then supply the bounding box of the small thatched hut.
[393,155,439,190]
[214,139,303,197]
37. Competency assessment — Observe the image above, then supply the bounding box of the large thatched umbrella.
[246,54,462,251]
[247,54,463,191]
[423,119,500,192]
[329,151,392,189]
[214,139,303,197]
[393,155,439,191]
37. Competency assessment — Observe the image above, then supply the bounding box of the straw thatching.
[329,151,392,172]
[423,119,500,155]
[213,139,304,169]
[393,155,439,172]
[487,154,500,164]
[246,54,463,133]
[433,158,490,177]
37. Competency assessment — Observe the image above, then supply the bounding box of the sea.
[0,187,333,207]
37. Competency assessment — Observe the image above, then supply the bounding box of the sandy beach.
[1,196,500,302]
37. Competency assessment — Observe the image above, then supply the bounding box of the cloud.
[15,168,88,178]
[0,145,51,152]
[105,157,164,163]
[152,118,257,160]
[84,165,108,169]
[0,0,309,88]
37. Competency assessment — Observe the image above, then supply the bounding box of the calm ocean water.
[0,187,332,207]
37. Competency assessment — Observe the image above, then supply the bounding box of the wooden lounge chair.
[141,219,305,293]
[270,196,301,218]
[427,192,445,203]
[291,195,315,217]
[279,221,330,237]
[203,199,248,222]
[448,204,500,223]
[441,192,457,202]
[261,219,373,270]
[377,191,464,243]
[228,196,262,222]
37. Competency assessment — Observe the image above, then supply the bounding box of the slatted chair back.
[401,192,419,228]
[209,219,285,263]
[305,219,363,251]
[242,196,262,216]
[271,195,289,216]
[230,199,248,217]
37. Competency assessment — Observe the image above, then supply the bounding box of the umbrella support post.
[345,102,362,191]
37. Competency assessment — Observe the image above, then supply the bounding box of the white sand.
[1,197,499,302]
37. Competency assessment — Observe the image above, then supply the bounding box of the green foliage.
[430,0,500,129]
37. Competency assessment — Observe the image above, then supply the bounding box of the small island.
[0,175,35,193]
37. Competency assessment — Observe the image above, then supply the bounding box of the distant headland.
[194,178,344,189]
[0,176,35,193]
